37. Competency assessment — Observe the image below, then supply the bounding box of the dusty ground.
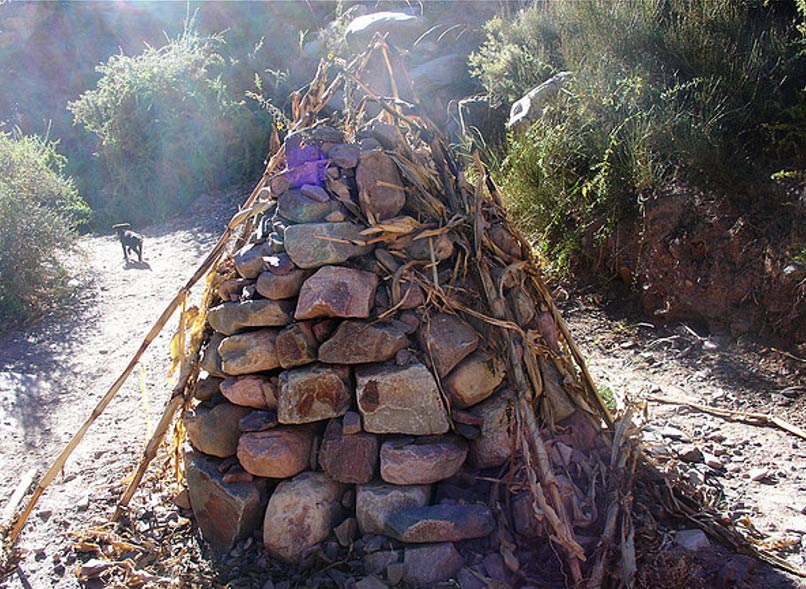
[558,288,806,587]
[0,192,804,588]
[0,187,246,588]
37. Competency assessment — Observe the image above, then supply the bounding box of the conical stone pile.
[183,109,621,586]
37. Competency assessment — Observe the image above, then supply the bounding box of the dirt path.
[559,292,806,587]
[0,188,244,589]
[1,191,804,588]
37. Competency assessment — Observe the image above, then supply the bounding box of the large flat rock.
[277,364,352,424]
[356,482,431,535]
[443,350,506,408]
[319,419,378,484]
[207,299,294,335]
[318,319,409,364]
[185,402,252,458]
[385,503,495,543]
[380,435,467,485]
[295,266,379,320]
[185,451,267,556]
[237,425,315,478]
[219,329,280,375]
[285,222,373,269]
[356,363,450,435]
[263,472,344,563]
[417,313,479,377]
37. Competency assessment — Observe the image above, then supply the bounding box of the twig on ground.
[646,394,806,441]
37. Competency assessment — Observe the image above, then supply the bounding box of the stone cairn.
[182,70,628,587]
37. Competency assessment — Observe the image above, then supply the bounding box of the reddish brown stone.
[237,425,315,478]
[356,482,431,535]
[219,329,280,375]
[403,543,464,585]
[356,151,406,221]
[185,403,252,458]
[276,322,319,369]
[263,472,344,563]
[185,451,267,556]
[208,299,294,335]
[255,269,309,300]
[278,364,351,424]
[386,504,495,543]
[443,350,506,408]
[318,320,409,364]
[319,420,379,484]
[468,391,514,469]
[417,313,479,377]
[380,436,467,485]
[356,363,450,435]
[295,266,379,320]
[220,375,277,409]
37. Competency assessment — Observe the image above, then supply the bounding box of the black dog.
[113,223,143,263]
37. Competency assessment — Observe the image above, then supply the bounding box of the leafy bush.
[0,129,90,323]
[69,25,271,226]
[470,0,806,273]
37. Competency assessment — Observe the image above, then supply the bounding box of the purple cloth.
[285,133,325,167]
[284,159,329,188]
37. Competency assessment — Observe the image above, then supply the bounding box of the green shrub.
[69,25,271,226]
[0,129,90,323]
[470,0,806,274]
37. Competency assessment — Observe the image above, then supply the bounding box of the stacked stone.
[184,125,514,584]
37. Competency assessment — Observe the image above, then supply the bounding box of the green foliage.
[470,0,806,274]
[69,25,271,226]
[0,129,89,323]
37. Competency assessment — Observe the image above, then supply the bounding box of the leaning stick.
[6,142,287,547]
[647,394,806,441]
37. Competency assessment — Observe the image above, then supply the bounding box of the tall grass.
[0,129,90,323]
[470,0,806,274]
[69,25,271,226]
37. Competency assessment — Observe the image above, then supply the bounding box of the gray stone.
[410,54,469,97]
[295,266,379,320]
[194,374,222,402]
[319,419,379,484]
[237,425,315,478]
[674,529,710,551]
[444,351,506,408]
[417,313,479,377]
[356,482,430,535]
[185,402,251,458]
[364,550,401,575]
[220,375,277,409]
[345,11,427,49]
[285,222,373,269]
[343,411,362,434]
[233,241,273,279]
[238,410,278,432]
[300,184,331,203]
[278,364,351,424]
[277,188,337,223]
[318,320,409,364]
[356,151,406,222]
[385,504,495,543]
[219,329,280,375]
[276,322,319,369]
[255,269,309,300]
[468,391,514,469]
[676,444,704,463]
[403,543,464,585]
[334,517,358,547]
[185,451,267,556]
[263,472,344,563]
[354,576,386,589]
[329,144,361,169]
[356,363,450,435]
[380,436,467,485]
[200,332,226,378]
